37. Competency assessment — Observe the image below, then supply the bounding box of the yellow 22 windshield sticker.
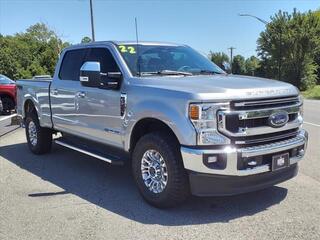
[118,45,136,54]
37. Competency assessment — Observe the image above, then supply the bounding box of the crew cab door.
[51,47,123,148]
[50,48,88,134]
[75,47,123,147]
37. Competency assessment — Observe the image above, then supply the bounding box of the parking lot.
[0,113,19,137]
[0,100,319,240]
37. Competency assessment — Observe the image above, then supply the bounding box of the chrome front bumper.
[181,129,308,176]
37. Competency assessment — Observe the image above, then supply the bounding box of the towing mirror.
[80,61,101,87]
[80,61,121,89]
[102,72,122,89]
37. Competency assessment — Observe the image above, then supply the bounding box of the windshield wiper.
[141,70,193,76]
[195,70,223,75]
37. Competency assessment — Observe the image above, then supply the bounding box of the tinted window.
[59,49,87,80]
[86,48,120,73]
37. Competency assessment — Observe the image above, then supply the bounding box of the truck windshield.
[116,44,225,76]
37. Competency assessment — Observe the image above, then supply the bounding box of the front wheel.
[25,113,52,154]
[132,132,190,208]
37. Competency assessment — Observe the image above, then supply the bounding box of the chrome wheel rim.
[28,121,37,146]
[141,149,168,194]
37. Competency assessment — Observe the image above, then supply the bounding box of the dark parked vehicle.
[0,74,16,114]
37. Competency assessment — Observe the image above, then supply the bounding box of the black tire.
[25,112,52,154]
[132,132,190,208]
[1,96,14,114]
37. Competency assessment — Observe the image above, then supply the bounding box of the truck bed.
[16,78,53,128]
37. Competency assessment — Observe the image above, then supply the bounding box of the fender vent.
[120,93,127,117]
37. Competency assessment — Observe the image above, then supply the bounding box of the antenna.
[135,17,141,76]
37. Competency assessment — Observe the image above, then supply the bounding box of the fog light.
[247,160,257,166]
[291,148,298,157]
[298,148,305,156]
[207,156,218,163]
[203,154,226,170]
[241,156,262,170]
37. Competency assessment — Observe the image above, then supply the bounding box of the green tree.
[23,23,57,43]
[0,23,70,80]
[209,51,230,71]
[257,9,320,89]
[245,56,260,76]
[81,36,92,43]
[314,10,320,84]
[232,55,246,75]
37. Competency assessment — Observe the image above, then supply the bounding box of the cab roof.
[65,41,184,51]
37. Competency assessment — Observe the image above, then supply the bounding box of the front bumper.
[181,129,308,195]
[189,164,298,196]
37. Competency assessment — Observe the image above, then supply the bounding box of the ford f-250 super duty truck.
[17,41,308,208]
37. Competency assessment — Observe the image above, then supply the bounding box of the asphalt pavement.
[0,100,319,240]
[0,113,19,136]
[303,99,320,127]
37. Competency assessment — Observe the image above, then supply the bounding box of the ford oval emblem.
[268,111,289,128]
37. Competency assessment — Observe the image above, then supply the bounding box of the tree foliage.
[245,56,260,76]
[81,36,92,43]
[209,51,230,71]
[209,52,260,76]
[257,9,320,90]
[232,55,246,75]
[0,23,70,79]
[209,9,319,90]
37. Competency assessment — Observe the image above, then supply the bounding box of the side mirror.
[80,61,101,87]
[80,61,122,89]
[102,72,122,89]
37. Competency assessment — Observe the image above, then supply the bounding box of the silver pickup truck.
[17,41,308,208]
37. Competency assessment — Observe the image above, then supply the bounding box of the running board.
[54,139,125,165]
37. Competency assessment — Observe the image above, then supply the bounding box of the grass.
[302,85,320,100]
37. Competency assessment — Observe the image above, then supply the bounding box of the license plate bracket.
[272,153,289,171]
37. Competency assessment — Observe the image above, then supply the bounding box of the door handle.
[51,89,58,95]
[77,91,86,98]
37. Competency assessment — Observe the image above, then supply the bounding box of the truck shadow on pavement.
[1,142,288,226]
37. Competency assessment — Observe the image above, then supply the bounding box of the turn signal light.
[189,105,199,120]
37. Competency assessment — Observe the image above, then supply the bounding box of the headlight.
[299,95,304,117]
[189,103,230,145]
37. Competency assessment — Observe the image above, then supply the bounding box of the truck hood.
[130,74,299,101]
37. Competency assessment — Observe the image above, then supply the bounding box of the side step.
[54,137,127,165]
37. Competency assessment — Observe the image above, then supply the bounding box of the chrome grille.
[232,96,300,109]
[218,96,302,145]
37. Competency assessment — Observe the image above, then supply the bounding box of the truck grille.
[217,96,302,145]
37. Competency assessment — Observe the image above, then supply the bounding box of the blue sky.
[0,0,319,58]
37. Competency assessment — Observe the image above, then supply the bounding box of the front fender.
[124,100,196,151]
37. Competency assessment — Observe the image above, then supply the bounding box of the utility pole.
[89,0,95,42]
[228,47,235,74]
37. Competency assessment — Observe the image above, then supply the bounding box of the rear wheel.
[132,132,190,208]
[25,112,52,154]
[1,97,14,114]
